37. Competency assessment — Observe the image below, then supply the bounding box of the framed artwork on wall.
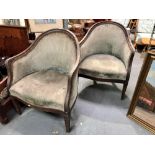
[0,19,26,27]
[3,19,20,26]
[26,19,64,33]
[34,19,56,24]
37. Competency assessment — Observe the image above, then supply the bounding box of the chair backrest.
[13,29,80,74]
[8,29,80,86]
[80,21,134,67]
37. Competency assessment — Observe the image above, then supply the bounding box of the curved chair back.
[80,21,135,67]
[7,29,80,85]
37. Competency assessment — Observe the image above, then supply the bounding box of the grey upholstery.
[6,29,80,112]
[10,70,69,111]
[5,29,80,132]
[79,21,135,99]
[80,23,133,68]
[80,22,134,80]
[80,54,127,80]
[11,32,78,85]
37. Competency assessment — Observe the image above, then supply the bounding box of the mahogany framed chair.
[79,21,135,99]
[5,29,80,132]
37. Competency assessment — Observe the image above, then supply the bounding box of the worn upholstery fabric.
[80,23,132,68]
[11,32,77,85]
[7,30,79,111]
[79,54,127,80]
[10,70,69,111]
[69,70,78,109]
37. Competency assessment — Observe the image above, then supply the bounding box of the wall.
[114,19,155,33]
[0,19,3,24]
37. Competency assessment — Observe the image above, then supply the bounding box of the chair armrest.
[0,77,8,101]
[121,38,135,83]
[5,46,32,89]
[121,30,136,68]
[64,55,80,112]
[125,48,135,82]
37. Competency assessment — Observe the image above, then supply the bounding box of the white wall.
[0,19,3,24]
[19,19,26,26]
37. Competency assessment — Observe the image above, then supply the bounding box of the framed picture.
[34,19,56,24]
[27,19,64,33]
[127,49,155,134]
[3,19,20,26]
[0,19,26,27]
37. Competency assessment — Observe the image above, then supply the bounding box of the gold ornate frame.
[127,49,155,134]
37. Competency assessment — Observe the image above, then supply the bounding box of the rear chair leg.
[121,82,128,100]
[11,97,22,114]
[64,112,71,132]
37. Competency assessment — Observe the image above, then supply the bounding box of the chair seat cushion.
[79,54,127,80]
[9,70,69,111]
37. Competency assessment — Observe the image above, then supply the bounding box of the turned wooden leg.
[93,80,97,85]
[0,106,9,124]
[11,98,22,114]
[0,112,9,124]
[121,82,128,100]
[64,112,71,132]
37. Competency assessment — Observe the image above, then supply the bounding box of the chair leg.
[121,82,128,100]
[93,80,97,85]
[11,98,22,115]
[0,109,9,124]
[64,112,70,132]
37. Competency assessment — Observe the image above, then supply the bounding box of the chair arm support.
[5,47,31,90]
[125,50,135,82]
[5,53,23,90]
[64,58,80,112]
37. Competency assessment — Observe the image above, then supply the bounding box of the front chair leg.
[64,112,71,132]
[11,97,22,115]
[121,82,128,100]
[0,108,9,124]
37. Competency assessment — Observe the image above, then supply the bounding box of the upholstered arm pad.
[5,47,37,86]
[120,43,135,69]
[5,50,34,88]
[64,57,80,111]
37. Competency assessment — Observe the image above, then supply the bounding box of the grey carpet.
[0,52,151,135]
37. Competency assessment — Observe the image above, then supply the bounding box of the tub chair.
[5,29,80,132]
[79,21,135,99]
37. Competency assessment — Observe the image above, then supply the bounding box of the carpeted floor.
[0,52,151,135]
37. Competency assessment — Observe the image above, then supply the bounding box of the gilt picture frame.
[127,49,155,134]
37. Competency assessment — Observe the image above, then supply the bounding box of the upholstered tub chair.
[79,21,135,99]
[5,29,80,132]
